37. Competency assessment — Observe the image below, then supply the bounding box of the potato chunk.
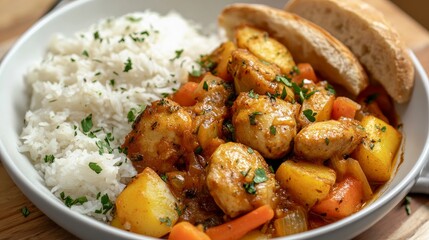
[115,167,179,237]
[351,115,402,182]
[236,25,295,75]
[276,160,336,208]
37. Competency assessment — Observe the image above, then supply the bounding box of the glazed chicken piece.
[294,118,366,163]
[232,92,298,159]
[191,73,234,156]
[228,48,294,102]
[206,142,277,218]
[122,98,195,173]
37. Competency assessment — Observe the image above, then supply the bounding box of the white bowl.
[0,0,428,239]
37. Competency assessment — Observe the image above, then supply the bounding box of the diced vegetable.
[235,25,295,74]
[205,205,274,240]
[115,167,179,237]
[351,115,402,182]
[168,222,211,240]
[274,207,308,236]
[331,96,361,120]
[330,157,373,200]
[171,82,198,106]
[312,177,364,220]
[211,41,236,81]
[276,160,336,208]
[291,63,318,84]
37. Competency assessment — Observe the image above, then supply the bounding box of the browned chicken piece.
[297,81,335,128]
[191,73,234,156]
[206,142,277,218]
[232,92,298,159]
[122,98,195,173]
[228,48,294,102]
[294,118,366,164]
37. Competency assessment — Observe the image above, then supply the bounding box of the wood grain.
[0,0,429,239]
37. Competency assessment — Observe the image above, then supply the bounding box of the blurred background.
[392,0,429,30]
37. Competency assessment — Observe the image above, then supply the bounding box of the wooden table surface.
[1,0,429,239]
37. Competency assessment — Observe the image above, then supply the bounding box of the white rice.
[19,10,220,221]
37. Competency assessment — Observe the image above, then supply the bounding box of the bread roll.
[285,0,415,103]
[219,3,368,96]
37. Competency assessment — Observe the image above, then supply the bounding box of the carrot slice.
[171,82,199,106]
[331,96,361,120]
[168,222,210,240]
[205,205,274,240]
[292,63,318,84]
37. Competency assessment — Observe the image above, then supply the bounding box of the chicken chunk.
[191,74,234,156]
[122,98,194,173]
[294,118,366,163]
[232,92,298,159]
[228,49,294,102]
[206,142,276,218]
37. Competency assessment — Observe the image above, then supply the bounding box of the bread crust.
[285,0,415,103]
[219,3,368,96]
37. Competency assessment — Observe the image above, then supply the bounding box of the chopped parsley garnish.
[303,109,317,122]
[243,168,268,195]
[325,138,330,145]
[70,58,75,62]
[44,155,55,164]
[241,168,251,177]
[404,195,412,215]
[194,146,203,154]
[89,162,103,174]
[127,105,146,123]
[93,31,100,40]
[81,114,93,133]
[109,79,115,86]
[275,75,293,87]
[170,49,184,61]
[381,126,387,132]
[248,89,259,99]
[281,86,287,99]
[123,58,133,72]
[126,16,142,22]
[249,112,263,125]
[326,84,336,95]
[189,65,202,77]
[203,81,209,91]
[21,206,30,217]
[174,203,182,216]
[247,147,254,154]
[253,168,268,183]
[159,217,172,227]
[292,65,300,75]
[82,50,89,57]
[160,174,168,182]
[61,193,88,208]
[95,193,114,214]
[269,125,276,135]
[243,182,257,195]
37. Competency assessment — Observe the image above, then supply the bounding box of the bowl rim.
[1,0,429,239]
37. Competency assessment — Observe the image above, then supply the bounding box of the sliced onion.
[274,208,308,236]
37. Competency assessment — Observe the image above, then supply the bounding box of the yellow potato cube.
[115,167,179,237]
[351,115,402,182]
[276,160,336,208]
[236,26,295,75]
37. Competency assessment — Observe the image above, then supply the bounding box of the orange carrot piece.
[171,82,199,106]
[331,96,361,120]
[205,205,274,240]
[168,222,211,240]
[311,177,364,221]
[292,63,318,84]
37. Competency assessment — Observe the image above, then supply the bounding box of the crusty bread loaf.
[219,3,368,96]
[285,0,415,103]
